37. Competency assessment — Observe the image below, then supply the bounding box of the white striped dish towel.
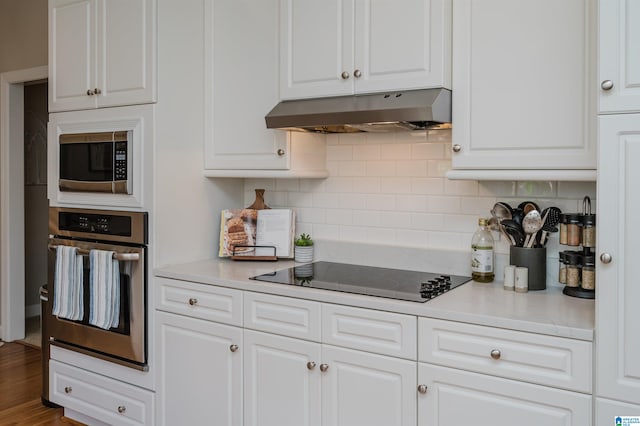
[89,250,120,330]
[52,246,84,321]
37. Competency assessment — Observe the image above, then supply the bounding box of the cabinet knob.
[341,71,350,80]
[452,144,462,153]
[490,349,501,360]
[600,252,612,264]
[319,363,329,372]
[229,344,239,353]
[417,384,428,394]
[188,297,198,306]
[306,361,316,370]
[64,386,72,394]
[601,80,614,91]
[117,405,126,414]
[86,89,93,96]
[353,69,362,78]
[277,149,285,156]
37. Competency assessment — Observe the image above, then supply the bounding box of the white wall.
[245,129,597,281]
[0,0,47,73]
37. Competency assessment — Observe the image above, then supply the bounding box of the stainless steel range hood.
[265,88,451,133]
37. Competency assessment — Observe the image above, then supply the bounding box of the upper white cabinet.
[447,0,596,181]
[599,0,640,113]
[596,113,640,407]
[49,0,157,112]
[279,0,451,100]
[203,0,327,178]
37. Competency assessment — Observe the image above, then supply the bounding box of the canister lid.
[582,214,596,226]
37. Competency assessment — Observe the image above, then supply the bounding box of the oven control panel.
[58,211,132,236]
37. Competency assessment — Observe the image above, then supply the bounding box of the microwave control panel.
[114,141,128,181]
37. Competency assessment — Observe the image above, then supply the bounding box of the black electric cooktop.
[250,261,471,303]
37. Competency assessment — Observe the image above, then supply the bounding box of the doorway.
[0,65,48,343]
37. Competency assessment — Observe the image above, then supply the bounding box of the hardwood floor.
[0,342,75,425]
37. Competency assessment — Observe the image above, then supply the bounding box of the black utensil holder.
[509,246,547,291]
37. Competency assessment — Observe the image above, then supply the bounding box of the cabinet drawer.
[244,292,321,341]
[156,277,242,326]
[50,360,154,426]
[419,318,592,393]
[323,304,417,360]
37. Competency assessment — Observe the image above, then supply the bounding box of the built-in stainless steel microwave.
[58,131,132,194]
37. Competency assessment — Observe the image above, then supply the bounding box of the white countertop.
[154,257,595,341]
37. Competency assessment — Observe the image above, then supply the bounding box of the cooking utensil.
[522,210,542,248]
[518,201,540,215]
[491,202,513,222]
[539,206,562,246]
[502,219,525,246]
[511,207,525,226]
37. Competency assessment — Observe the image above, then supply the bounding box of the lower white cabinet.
[156,311,243,426]
[418,363,592,426]
[244,329,321,426]
[322,345,417,426]
[595,397,640,425]
[49,360,154,426]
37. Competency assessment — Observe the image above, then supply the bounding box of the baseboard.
[25,303,40,318]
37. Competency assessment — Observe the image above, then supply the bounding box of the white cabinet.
[596,114,640,407]
[599,0,640,113]
[50,360,155,426]
[279,0,451,100]
[203,0,327,178]
[447,0,596,181]
[418,364,591,426]
[596,398,640,425]
[49,0,157,112]
[244,330,321,426]
[156,311,243,426]
[418,318,592,426]
[322,345,417,426]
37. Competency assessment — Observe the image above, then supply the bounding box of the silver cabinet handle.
[117,405,126,414]
[94,88,102,95]
[230,344,239,352]
[188,297,198,306]
[452,144,462,153]
[277,149,285,156]
[490,349,501,360]
[600,253,612,264]
[86,89,93,96]
[64,386,72,394]
[353,69,362,78]
[417,384,428,394]
[319,363,329,372]
[306,361,316,370]
[341,71,350,80]
[601,80,614,91]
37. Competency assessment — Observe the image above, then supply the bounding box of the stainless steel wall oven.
[47,207,148,370]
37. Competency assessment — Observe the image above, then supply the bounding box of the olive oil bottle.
[471,218,495,282]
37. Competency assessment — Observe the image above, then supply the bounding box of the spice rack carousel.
[558,196,595,299]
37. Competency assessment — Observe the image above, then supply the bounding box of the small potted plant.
[294,233,314,263]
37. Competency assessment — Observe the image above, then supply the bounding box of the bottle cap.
[478,218,488,226]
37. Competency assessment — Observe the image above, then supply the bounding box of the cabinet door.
[244,330,321,426]
[279,0,355,99]
[597,114,640,405]
[96,0,156,108]
[321,345,416,426]
[49,0,97,112]
[156,311,242,426]
[418,364,591,426]
[596,398,640,425]
[204,0,289,171]
[599,0,640,113]
[353,0,451,94]
[451,0,596,170]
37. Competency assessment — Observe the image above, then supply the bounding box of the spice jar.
[559,213,568,245]
[565,213,582,246]
[582,214,596,248]
[581,254,596,290]
[565,251,581,288]
[558,251,567,285]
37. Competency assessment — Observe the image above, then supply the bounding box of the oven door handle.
[47,244,140,262]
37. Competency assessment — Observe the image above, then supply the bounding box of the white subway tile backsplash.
[365,161,396,176]
[243,129,597,259]
[380,177,413,194]
[380,143,412,160]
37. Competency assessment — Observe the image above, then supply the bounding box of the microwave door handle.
[48,244,140,262]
